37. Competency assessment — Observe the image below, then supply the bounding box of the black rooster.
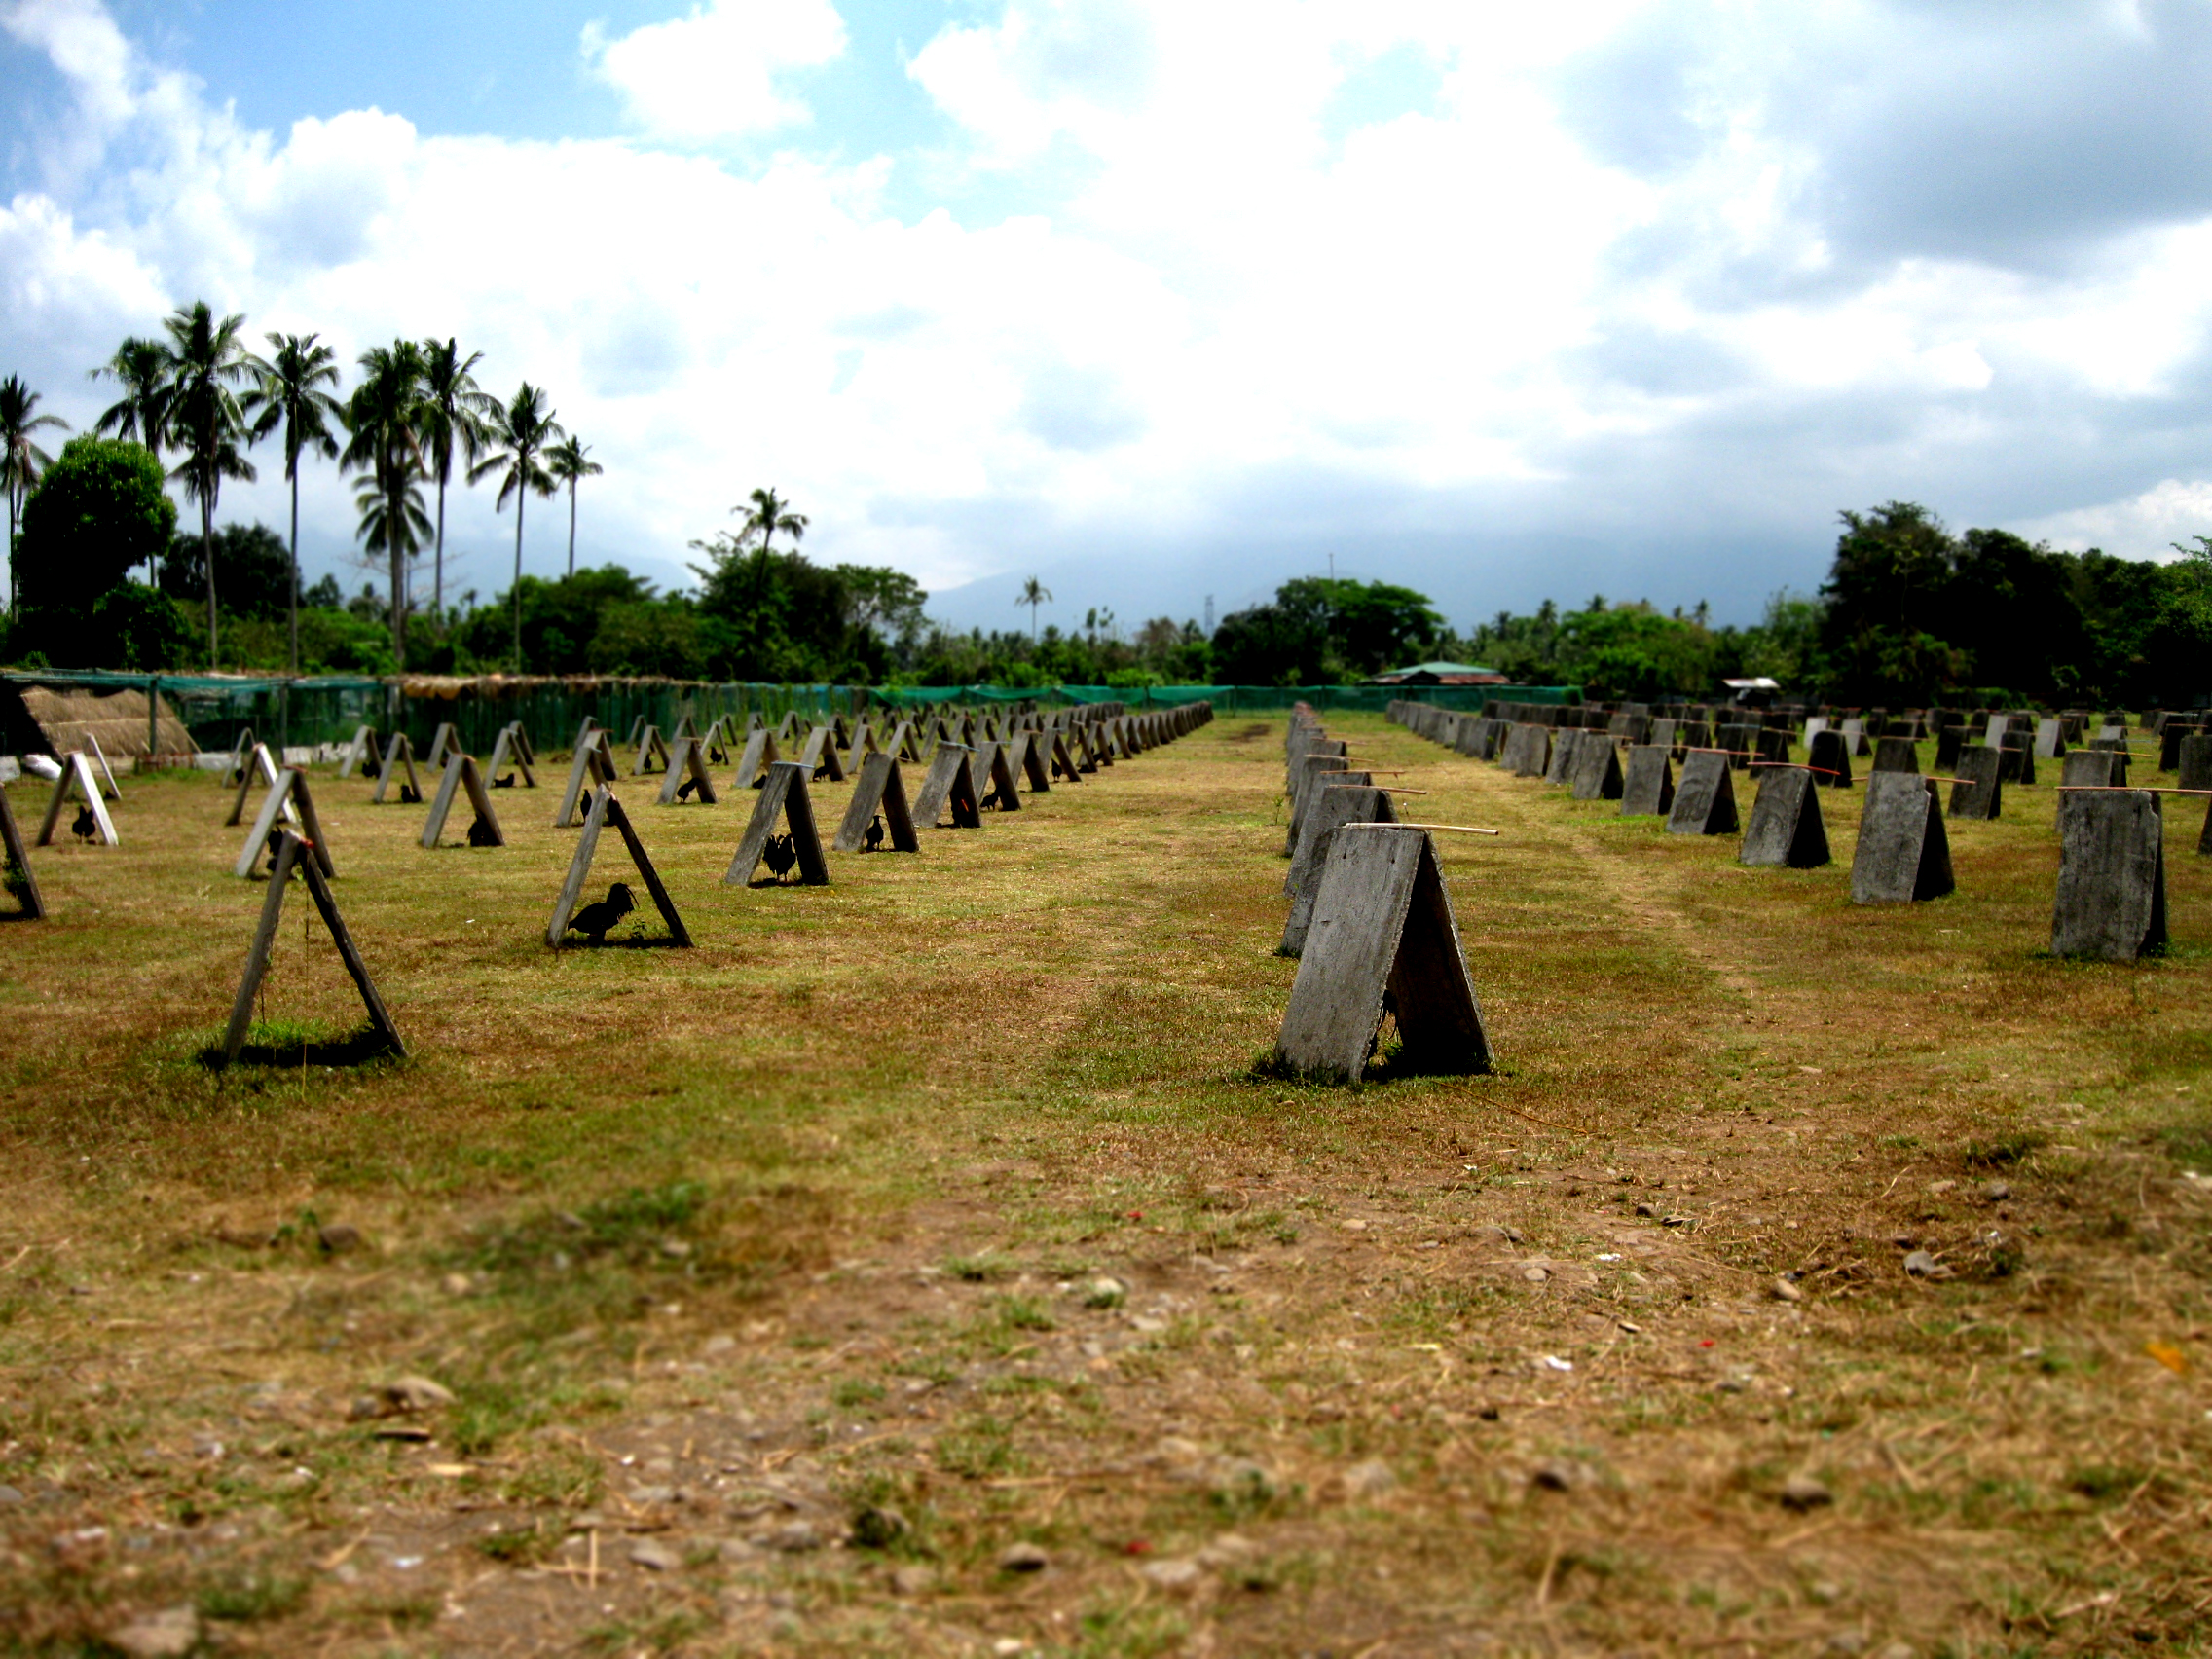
[466,815,499,847]
[70,804,97,843]
[761,832,797,882]
[566,881,636,944]
[399,784,422,804]
[863,814,885,852]
[491,773,517,789]
[676,774,701,801]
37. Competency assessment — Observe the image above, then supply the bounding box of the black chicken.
[70,804,97,843]
[399,784,422,804]
[863,814,885,852]
[466,815,499,847]
[676,774,701,801]
[491,773,517,789]
[761,832,797,881]
[566,881,636,944]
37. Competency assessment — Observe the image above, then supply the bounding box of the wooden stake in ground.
[1280,784,1396,957]
[655,735,719,806]
[731,727,781,790]
[2051,789,2167,960]
[0,782,46,918]
[797,725,847,783]
[833,751,920,853]
[424,721,459,773]
[38,754,119,846]
[1620,745,1676,817]
[220,727,256,786]
[912,743,982,830]
[224,743,291,828]
[421,754,504,848]
[548,787,692,947]
[1009,731,1051,793]
[372,734,424,805]
[1740,766,1830,869]
[1048,731,1084,784]
[974,742,1023,812]
[1947,743,2004,821]
[1851,772,1955,904]
[1569,735,1625,802]
[218,829,403,1067]
[723,760,830,887]
[631,724,672,777]
[83,733,122,801]
[1272,825,1491,1082]
[234,767,335,879]
[336,725,381,779]
[555,731,619,827]
[487,722,536,789]
[1666,751,1739,836]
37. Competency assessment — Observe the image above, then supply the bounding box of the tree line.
[0,305,607,675]
[5,331,2207,703]
[1443,505,2212,706]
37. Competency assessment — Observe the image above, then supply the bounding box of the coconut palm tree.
[546,436,603,577]
[468,384,564,668]
[164,302,257,666]
[1015,575,1052,640]
[418,337,495,618]
[739,486,807,556]
[351,467,432,618]
[342,342,429,670]
[244,333,343,675]
[91,337,172,455]
[1,376,70,616]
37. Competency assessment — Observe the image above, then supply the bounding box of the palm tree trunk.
[512,492,526,669]
[287,461,300,677]
[203,492,217,669]
[388,463,408,674]
[434,463,447,619]
[567,481,576,578]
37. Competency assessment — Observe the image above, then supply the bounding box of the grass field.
[1,714,2209,1658]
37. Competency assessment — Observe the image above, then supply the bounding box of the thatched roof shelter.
[0,682,195,759]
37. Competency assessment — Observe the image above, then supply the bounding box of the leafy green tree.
[546,436,603,577]
[163,302,257,664]
[418,338,495,615]
[159,522,294,622]
[1210,576,1440,682]
[13,436,177,665]
[1016,575,1052,639]
[90,583,195,670]
[837,563,928,642]
[1211,598,1329,684]
[342,342,428,669]
[244,333,343,674]
[1556,602,1716,698]
[459,566,657,675]
[470,383,564,668]
[1,375,69,614]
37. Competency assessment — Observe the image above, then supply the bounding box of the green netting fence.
[2,670,1579,758]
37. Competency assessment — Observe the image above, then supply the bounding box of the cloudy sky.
[5,0,2212,636]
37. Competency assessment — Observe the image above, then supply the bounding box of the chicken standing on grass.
[565,881,636,944]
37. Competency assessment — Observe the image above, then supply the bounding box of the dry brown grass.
[0,714,2207,1658]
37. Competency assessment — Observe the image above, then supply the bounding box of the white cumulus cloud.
[583,0,849,143]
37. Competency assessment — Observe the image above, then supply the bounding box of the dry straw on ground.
[0,712,2206,1657]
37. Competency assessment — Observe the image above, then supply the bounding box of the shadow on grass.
[198,1025,402,1070]
[555,934,688,949]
